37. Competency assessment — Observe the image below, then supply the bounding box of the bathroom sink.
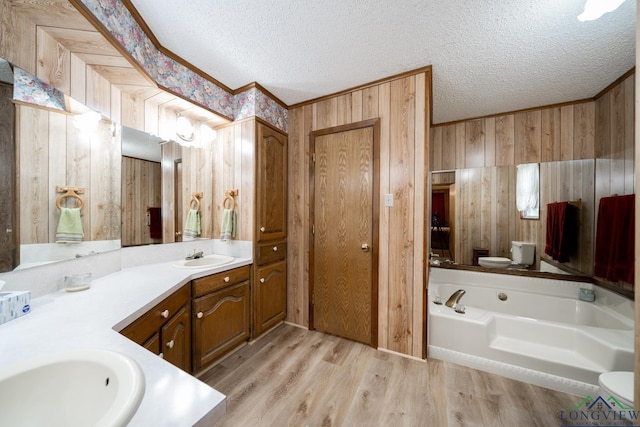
[173,254,234,269]
[0,349,145,427]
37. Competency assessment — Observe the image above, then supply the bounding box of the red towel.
[594,194,634,284]
[545,202,577,262]
[148,207,162,239]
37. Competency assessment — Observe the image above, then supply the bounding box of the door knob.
[361,244,370,252]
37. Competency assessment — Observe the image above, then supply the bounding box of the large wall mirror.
[121,125,217,247]
[0,54,225,272]
[430,68,635,297]
[431,159,595,274]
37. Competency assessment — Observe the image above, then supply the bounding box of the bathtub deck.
[200,324,579,426]
[491,335,605,378]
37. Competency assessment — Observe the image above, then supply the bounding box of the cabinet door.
[142,332,161,356]
[254,260,286,337]
[256,123,287,242]
[192,281,250,372]
[161,304,191,372]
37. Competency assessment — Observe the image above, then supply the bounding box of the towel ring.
[190,195,202,212]
[56,190,84,210]
[223,195,236,210]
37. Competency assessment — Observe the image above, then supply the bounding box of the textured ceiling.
[129,0,635,124]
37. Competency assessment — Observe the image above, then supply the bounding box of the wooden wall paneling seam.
[286,107,303,326]
[289,65,433,110]
[573,101,595,160]
[431,126,442,171]
[560,105,574,161]
[388,76,415,354]
[377,81,390,350]
[495,115,515,166]
[484,117,496,168]
[541,107,561,163]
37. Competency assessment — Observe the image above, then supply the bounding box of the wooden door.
[310,120,379,346]
[256,122,287,242]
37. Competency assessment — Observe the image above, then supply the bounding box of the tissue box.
[0,291,31,325]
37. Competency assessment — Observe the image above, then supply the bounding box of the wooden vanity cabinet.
[120,285,191,372]
[192,266,251,372]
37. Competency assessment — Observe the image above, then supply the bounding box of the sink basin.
[173,254,234,269]
[0,349,145,427]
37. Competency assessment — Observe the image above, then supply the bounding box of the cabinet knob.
[273,246,278,252]
[160,309,169,319]
[166,340,174,349]
[159,353,164,359]
[260,226,265,232]
[260,278,265,283]
[224,276,230,283]
[197,312,203,319]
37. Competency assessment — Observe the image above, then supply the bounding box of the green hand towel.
[184,209,201,239]
[56,207,84,243]
[221,208,236,240]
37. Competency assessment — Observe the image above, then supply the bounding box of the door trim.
[308,118,380,348]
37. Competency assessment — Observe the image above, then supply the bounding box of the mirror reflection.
[121,125,217,247]
[17,103,121,269]
[432,159,595,275]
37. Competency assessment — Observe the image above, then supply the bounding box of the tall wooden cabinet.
[253,122,287,338]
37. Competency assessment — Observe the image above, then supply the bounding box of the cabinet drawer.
[192,265,251,297]
[121,285,190,345]
[257,241,286,265]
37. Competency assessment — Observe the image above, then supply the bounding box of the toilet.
[478,241,535,269]
[598,372,634,408]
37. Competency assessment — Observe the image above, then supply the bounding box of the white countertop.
[0,256,253,427]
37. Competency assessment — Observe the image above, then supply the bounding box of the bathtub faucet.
[445,289,466,308]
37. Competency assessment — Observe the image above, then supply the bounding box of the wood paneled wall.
[211,119,255,242]
[18,104,121,243]
[431,101,597,170]
[287,69,430,358]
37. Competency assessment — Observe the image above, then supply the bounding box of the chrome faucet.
[445,289,466,308]
[185,250,204,260]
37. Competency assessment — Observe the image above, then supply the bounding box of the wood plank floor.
[200,323,579,426]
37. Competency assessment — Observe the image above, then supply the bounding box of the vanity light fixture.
[72,111,101,134]
[578,0,627,21]
[176,114,195,143]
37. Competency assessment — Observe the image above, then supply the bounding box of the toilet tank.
[511,241,535,265]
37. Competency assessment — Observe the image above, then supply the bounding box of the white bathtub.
[428,268,634,396]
